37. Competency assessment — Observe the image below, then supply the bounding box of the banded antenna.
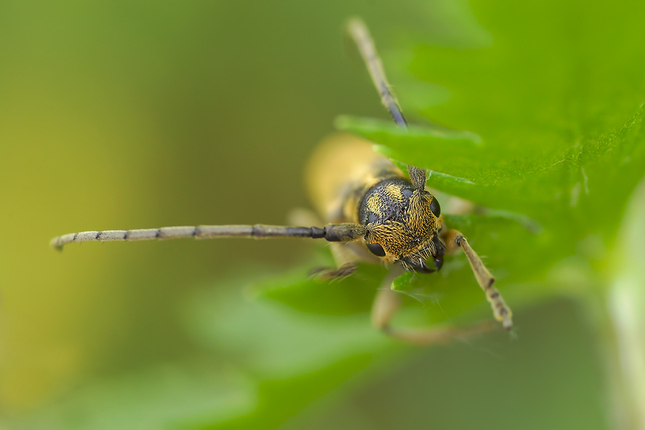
[50,224,368,250]
[346,18,427,191]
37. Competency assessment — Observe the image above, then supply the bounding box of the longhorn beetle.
[51,19,512,344]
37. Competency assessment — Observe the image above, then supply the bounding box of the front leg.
[371,267,494,345]
[309,242,361,280]
[309,263,358,280]
[442,229,513,331]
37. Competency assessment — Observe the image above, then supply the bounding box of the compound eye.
[367,243,386,257]
[430,197,441,218]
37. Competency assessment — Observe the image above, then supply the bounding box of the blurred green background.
[0,0,630,428]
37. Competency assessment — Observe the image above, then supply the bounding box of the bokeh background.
[0,0,631,428]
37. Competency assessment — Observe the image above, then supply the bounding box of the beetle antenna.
[50,223,367,250]
[347,18,407,129]
[347,18,427,190]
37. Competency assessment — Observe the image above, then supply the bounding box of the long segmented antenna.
[347,18,427,191]
[50,223,368,250]
[347,18,407,128]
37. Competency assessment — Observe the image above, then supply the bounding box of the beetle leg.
[442,229,513,331]
[309,262,358,280]
[309,242,361,280]
[371,267,493,345]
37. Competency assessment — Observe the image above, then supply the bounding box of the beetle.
[51,19,512,344]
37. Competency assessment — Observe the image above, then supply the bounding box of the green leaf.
[390,213,553,324]
[337,106,645,232]
[235,2,645,422]
[182,276,390,379]
[337,0,645,293]
[262,0,645,330]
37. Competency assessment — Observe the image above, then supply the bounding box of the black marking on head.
[367,243,386,257]
[359,179,415,226]
[434,254,444,271]
[417,260,435,273]
[430,197,441,218]
[403,257,435,273]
